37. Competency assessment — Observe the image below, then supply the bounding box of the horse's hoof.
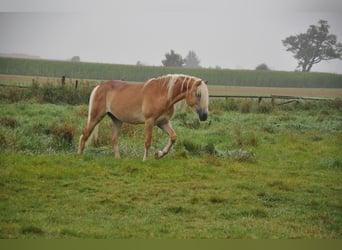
[155,151,163,159]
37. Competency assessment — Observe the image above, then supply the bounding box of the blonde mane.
[151,74,203,100]
[144,74,208,105]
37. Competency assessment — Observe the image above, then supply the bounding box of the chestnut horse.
[78,74,209,160]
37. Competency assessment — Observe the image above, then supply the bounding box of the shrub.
[204,143,216,155]
[239,99,253,113]
[247,131,258,147]
[0,129,6,147]
[48,121,75,149]
[210,99,240,112]
[226,149,255,162]
[257,101,273,113]
[182,139,202,154]
[0,117,19,128]
[262,124,276,134]
[233,126,244,147]
[327,98,342,110]
[7,87,23,102]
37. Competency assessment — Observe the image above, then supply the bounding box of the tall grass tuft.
[182,139,202,154]
[257,101,273,113]
[233,126,244,147]
[0,117,19,128]
[47,121,76,149]
[320,158,342,169]
[239,99,253,113]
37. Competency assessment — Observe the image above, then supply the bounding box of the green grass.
[1,149,341,239]
[0,99,341,238]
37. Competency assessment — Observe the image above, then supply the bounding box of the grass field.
[0,97,341,238]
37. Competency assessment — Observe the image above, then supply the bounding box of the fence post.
[61,75,66,86]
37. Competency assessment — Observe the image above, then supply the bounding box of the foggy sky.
[1,0,342,73]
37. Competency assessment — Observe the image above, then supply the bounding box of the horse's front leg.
[143,118,154,161]
[155,121,177,159]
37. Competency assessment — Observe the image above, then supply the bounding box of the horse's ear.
[204,80,208,85]
[195,81,202,87]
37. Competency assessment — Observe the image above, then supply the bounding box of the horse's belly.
[107,94,145,124]
[110,110,145,124]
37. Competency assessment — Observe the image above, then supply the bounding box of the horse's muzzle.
[197,109,208,121]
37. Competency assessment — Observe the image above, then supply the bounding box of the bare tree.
[283,20,342,72]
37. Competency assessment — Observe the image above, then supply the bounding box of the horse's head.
[186,79,209,121]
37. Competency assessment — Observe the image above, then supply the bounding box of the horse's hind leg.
[155,121,177,159]
[143,118,154,161]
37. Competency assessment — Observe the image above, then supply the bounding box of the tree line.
[161,50,201,68]
[160,20,341,72]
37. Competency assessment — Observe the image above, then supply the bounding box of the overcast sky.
[1,0,342,73]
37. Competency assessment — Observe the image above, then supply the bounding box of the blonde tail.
[84,85,101,148]
[85,124,99,147]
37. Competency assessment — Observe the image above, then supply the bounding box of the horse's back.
[95,80,133,101]
[102,80,127,90]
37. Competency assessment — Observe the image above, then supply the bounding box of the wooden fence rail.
[209,94,330,105]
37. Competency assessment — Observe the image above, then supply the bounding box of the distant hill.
[0,53,40,60]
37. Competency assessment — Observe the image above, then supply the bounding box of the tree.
[71,56,80,62]
[255,63,270,71]
[184,50,201,68]
[282,20,342,72]
[162,50,184,67]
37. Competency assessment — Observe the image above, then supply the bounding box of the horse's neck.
[168,80,191,106]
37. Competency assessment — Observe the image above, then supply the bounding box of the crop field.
[1,57,342,88]
[0,76,341,238]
